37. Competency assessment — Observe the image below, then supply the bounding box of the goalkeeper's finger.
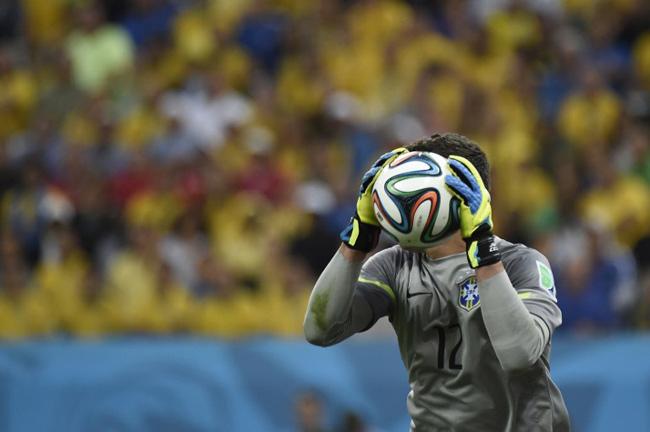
[373,147,408,168]
[447,157,479,191]
[360,148,408,194]
[445,173,483,214]
[445,173,472,204]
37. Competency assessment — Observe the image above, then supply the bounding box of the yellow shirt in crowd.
[0,289,56,339]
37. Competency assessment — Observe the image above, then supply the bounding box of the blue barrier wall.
[0,334,648,432]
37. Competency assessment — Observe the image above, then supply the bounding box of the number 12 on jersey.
[435,325,463,370]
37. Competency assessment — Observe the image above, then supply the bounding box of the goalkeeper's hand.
[340,147,408,252]
[444,155,501,269]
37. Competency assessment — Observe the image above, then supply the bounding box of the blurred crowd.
[0,0,649,339]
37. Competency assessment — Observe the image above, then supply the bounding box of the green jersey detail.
[358,277,396,303]
[536,260,556,298]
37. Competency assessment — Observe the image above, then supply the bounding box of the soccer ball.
[372,151,460,249]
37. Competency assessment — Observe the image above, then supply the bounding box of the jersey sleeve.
[355,246,399,328]
[502,247,562,335]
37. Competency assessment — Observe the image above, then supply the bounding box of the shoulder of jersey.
[495,237,548,264]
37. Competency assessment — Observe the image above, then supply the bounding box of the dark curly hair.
[406,132,491,190]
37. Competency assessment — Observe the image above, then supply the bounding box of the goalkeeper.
[304,133,570,431]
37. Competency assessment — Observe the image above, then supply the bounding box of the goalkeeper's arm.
[305,148,405,346]
[303,246,378,346]
[445,155,550,373]
[477,263,550,372]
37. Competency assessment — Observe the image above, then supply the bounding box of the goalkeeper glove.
[444,155,501,269]
[340,147,408,252]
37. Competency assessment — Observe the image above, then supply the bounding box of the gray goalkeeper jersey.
[357,238,570,431]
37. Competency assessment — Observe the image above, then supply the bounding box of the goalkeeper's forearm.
[478,264,550,372]
[303,246,374,347]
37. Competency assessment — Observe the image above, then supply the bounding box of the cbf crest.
[458,276,480,311]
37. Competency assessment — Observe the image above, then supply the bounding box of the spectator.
[0,1,19,40]
[339,411,377,432]
[160,211,209,291]
[161,71,253,150]
[103,224,173,331]
[1,160,70,267]
[557,68,622,150]
[35,222,89,330]
[0,231,55,338]
[0,47,37,141]
[66,265,110,338]
[66,1,134,94]
[295,391,326,432]
[121,0,178,49]
[553,224,637,333]
[21,0,67,47]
